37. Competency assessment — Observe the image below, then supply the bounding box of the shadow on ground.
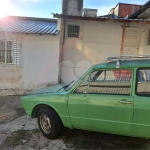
[2,128,150,150]
[1,96,150,149]
[58,128,150,149]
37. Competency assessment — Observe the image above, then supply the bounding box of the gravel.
[0,95,150,150]
[0,96,67,150]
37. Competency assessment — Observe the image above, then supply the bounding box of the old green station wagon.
[21,55,150,139]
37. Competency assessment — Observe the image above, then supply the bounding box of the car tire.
[37,108,62,139]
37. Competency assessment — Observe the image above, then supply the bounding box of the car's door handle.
[118,100,133,104]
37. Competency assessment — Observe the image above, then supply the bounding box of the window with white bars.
[0,40,20,64]
[67,25,80,38]
[148,29,150,45]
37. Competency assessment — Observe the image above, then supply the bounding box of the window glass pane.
[7,41,13,63]
[0,40,19,64]
[74,75,89,93]
[89,70,132,95]
[137,69,150,95]
[0,41,5,63]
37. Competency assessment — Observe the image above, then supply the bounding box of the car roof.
[92,59,150,69]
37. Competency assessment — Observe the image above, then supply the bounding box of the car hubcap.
[40,114,51,134]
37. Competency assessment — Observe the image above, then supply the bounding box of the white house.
[0,16,60,95]
[1,0,150,96]
[54,0,150,84]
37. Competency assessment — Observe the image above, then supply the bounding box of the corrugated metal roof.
[0,16,59,35]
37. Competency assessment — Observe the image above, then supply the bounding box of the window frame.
[88,69,133,96]
[72,68,133,96]
[135,67,150,97]
[72,74,90,94]
[65,22,83,39]
[0,40,20,65]
[67,24,80,38]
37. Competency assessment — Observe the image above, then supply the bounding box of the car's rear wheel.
[37,108,62,139]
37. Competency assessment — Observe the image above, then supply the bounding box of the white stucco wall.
[114,5,119,16]
[22,34,60,90]
[0,32,60,94]
[138,24,150,55]
[62,20,150,84]
[61,20,123,83]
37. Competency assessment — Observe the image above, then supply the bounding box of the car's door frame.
[67,67,135,135]
[132,67,150,138]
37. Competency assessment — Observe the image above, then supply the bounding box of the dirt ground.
[1,96,150,150]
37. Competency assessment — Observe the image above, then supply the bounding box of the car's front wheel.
[37,108,62,139]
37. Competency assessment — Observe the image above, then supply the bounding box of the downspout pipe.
[58,18,66,83]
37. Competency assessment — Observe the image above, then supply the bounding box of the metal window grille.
[0,40,20,64]
[148,29,150,45]
[68,25,80,38]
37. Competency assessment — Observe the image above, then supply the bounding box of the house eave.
[53,14,150,24]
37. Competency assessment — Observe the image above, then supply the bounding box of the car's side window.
[74,75,89,94]
[136,68,150,96]
[89,70,132,95]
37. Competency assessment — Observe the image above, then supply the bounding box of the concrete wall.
[0,33,60,95]
[114,5,119,16]
[138,24,150,54]
[22,34,59,90]
[61,20,123,83]
[61,20,150,84]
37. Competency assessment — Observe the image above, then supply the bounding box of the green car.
[21,55,150,139]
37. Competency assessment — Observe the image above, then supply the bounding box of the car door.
[132,68,150,138]
[68,69,134,134]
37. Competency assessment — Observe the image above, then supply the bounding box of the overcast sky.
[0,0,148,18]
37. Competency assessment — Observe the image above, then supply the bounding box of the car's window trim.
[70,74,90,94]
[71,68,133,96]
[135,67,150,97]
